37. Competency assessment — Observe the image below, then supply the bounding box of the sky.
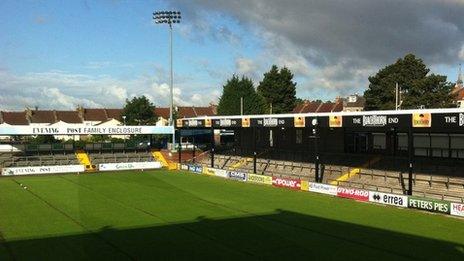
[1,0,464,110]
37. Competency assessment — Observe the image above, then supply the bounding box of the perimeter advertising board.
[337,187,369,201]
[272,177,301,190]
[180,164,189,171]
[227,171,247,181]
[369,191,408,207]
[450,203,464,217]
[204,167,228,178]
[247,173,273,185]
[214,169,228,178]
[408,197,450,214]
[308,182,338,196]
[189,164,203,174]
[203,167,216,176]
[2,165,85,176]
[98,162,162,171]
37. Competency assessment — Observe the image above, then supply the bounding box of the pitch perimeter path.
[0,170,463,260]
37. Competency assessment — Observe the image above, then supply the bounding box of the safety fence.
[177,163,464,218]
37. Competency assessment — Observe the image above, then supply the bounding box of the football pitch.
[0,170,463,260]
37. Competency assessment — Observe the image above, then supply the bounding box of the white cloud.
[235,57,258,76]
[459,44,464,61]
[0,70,212,111]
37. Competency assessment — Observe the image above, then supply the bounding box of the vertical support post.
[178,129,182,163]
[253,127,257,174]
[314,119,320,183]
[169,23,176,152]
[192,133,196,163]
[210,126,215,168]
[408,127,414,195]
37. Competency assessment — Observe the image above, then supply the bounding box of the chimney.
[77,105,84,121]
[209,102,217,114]
[25,107,32,121]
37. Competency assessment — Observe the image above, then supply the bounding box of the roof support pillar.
[408,127,414,195]
[210,126,215,168]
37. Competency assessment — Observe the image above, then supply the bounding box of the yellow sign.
[203,167,216,176]
[242,117,250,127]
[294,116,305,128]
[204,118,212,128]
[300,180,309,191]
[412,113,431,128]
[247,173,273,185]
[176,119,183,128]
[329,115,343,128]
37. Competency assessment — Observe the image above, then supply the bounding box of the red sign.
[337,187,369,201]
[272,177,301,190]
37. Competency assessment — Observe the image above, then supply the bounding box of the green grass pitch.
[0,170,463,260]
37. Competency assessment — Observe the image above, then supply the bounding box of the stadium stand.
[88,151,155,165]
[197,152,464,203]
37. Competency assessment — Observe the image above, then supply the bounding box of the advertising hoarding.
[337,187,369,201]
[247,173,273,185]
[2,165,85,176]
[272,177,301,189]
[308,182,338,196]
[98,161,162,171]
[369,191,408,207]
[227,171,247,181]
[408,197,450,214]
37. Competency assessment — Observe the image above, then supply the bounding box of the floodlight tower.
[153,10,181,151]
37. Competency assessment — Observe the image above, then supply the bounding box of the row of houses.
[293,94,365,113]
[0,105,216,141]
[0,105,217,127]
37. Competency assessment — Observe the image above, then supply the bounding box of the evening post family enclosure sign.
[0,125,174,135]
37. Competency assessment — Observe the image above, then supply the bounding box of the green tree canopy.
[122,96,157,125]
[257,65,297,114]
[364,54,455,110]
[217,75,265,115]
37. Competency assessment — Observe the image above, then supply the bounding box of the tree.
[257,65,297,114]
[404,74,455,109]
[122,96,157,125]
[217,75,265,115]
[364,54,454,110]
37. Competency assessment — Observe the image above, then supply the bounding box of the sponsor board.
[247,173,272,185]
[337,187,369,201]
[214,169,228,178]
[329,115,342,128]
[203,167,216,176]
[412,113,431,128]
[300,180,309,191]
[272,177,301,190]
[242,118,250,127]
[204,118,212,128]
[203,167,228,178]
[451,203,464,217]
[369,192,408,207]
[408,197,450,214]
[189,164,203,174]
[2,165,85,176]
[99,161,162,171]
[308,182,338,196]
[0,125,173,135]
[227,171,247,181]
[180,164,189,171]
[294,116,305,128]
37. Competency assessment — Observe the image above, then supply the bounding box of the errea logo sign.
[369,192,408,207]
